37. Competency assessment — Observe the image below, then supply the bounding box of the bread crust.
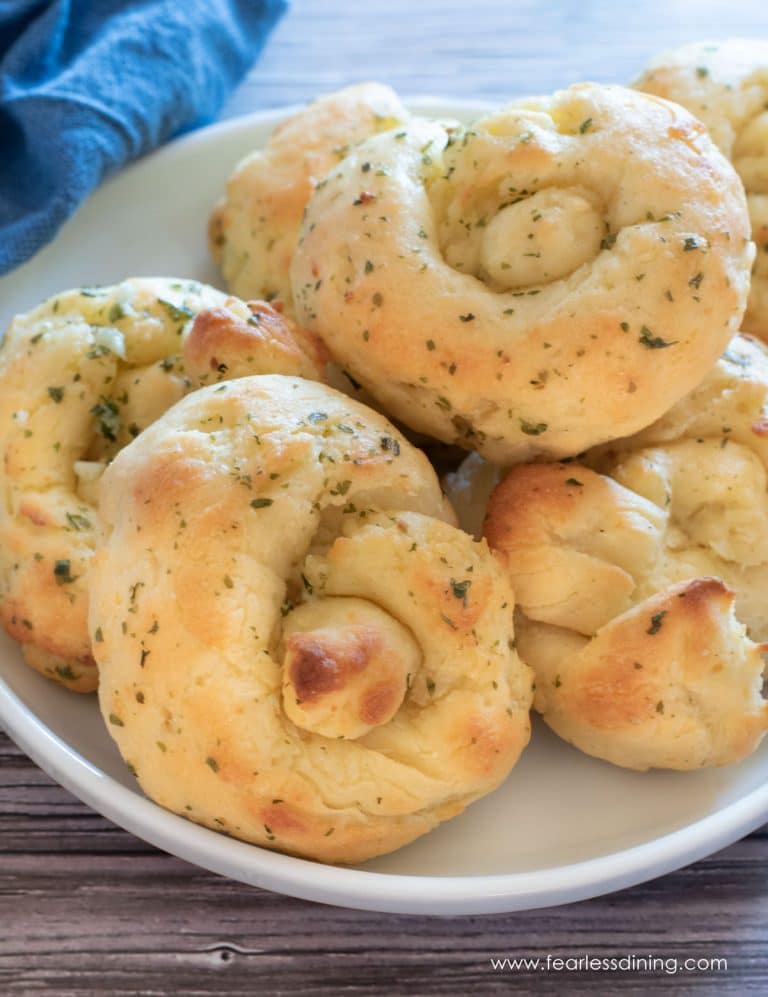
[90,375,532,863]
[210,83,407,308]
[486,459,768,770]
[634,39,768,338]
[0,279,322,690]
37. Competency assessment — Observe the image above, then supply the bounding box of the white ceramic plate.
[1,100,768,916]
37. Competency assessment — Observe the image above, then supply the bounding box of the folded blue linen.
[0,0,287,273]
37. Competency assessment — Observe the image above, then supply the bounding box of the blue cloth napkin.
[0,0,287,274]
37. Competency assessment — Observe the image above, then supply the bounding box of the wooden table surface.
[4,1,768,993]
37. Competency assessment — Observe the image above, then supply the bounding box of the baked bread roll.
[484,334,768,769]
[291,83,753,463]
[584,330,768,643]
[634,40,768,338]
[209,83,407,308]
[589,332,768,464]
[0,278,323,692]
[484,453,768,771]
[90,375,532,863]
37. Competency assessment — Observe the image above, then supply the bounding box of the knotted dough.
[291,83,752,463]
[0,278,322,691]
[210,82,408,308]
[90,375,532,863]
[482,335,768,770]
[485,462,767,771]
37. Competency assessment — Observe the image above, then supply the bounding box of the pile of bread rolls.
[2,40,767,864]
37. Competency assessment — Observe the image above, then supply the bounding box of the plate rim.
[1,101,767,916]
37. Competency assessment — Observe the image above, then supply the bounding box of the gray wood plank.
[221,0,768,117]
[2,733,768,994]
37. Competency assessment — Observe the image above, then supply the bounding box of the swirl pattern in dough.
[89,375,532,863]
[291,83,753,463]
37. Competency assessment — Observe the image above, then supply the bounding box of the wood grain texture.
[5,0,768,993]
[1,726,767,996]
[221,0,768,116]
[2,728,767,996]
